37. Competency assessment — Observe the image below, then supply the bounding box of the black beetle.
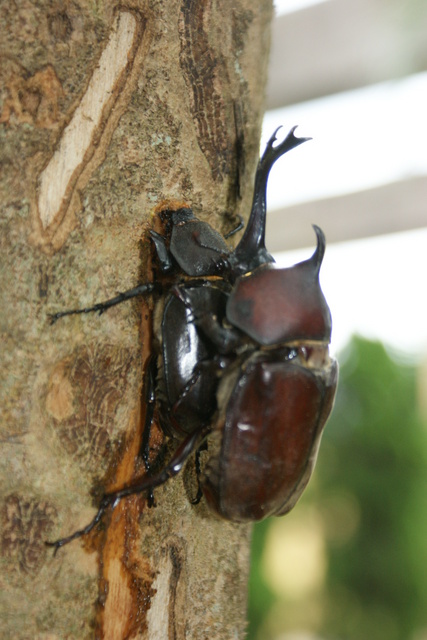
[47,126,338,552]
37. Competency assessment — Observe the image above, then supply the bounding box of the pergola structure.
[265,0,427,250]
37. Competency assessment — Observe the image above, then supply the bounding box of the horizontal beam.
[266,175,427,251]
[266,0,427,109]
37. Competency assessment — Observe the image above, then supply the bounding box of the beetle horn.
[310,225,326,274]
[229,126,311,276]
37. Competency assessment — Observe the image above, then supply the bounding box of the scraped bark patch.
[31,9,150,253]
[96,391,160,637]
[146,540,187,640]
[94,262,158,637]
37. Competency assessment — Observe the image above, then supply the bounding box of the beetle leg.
[224,214,244,239]
[171,357,230,419]
[170,284,243,352]
[46,424,211,554]
[107,422,211,502]
[169,284,194,321]
[195,314,243,354]
[150,230,173,272]
[45,494,112,555]
[190,441,208,505]
[48,282,159,324]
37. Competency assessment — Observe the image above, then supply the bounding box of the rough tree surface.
[0,1,273,638]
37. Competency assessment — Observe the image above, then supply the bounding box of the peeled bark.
[0,1,273,637]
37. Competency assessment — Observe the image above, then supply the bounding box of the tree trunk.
[0,1,273,637]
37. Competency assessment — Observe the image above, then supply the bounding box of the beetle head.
[226,225,332,346]
[170,207,195,224]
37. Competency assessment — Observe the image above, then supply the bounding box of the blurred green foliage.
[248,336,427,640]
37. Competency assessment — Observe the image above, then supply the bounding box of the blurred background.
[248,0,427,638]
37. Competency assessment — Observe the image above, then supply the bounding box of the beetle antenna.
[230,126,311,276]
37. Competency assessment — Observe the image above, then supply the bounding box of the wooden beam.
[266,175,427,251]
[267,0,427,109]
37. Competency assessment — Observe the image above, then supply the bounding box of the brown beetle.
[47,127,337,552]
[202,225,337,520]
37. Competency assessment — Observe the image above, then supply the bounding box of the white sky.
[274,0,329,16]
[263,73,427,359]
[262,72,427,209]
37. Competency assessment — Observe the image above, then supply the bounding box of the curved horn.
[310,225,326,275]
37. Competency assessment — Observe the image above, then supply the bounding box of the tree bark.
[0,1,273,638]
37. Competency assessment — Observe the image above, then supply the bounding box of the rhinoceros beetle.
[47,126,338,552]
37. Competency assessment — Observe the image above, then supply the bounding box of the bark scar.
[178,1,231,182]
[31,9,150,253]
[146,538,187,640]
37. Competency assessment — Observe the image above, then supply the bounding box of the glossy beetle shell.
[202,355,338,520]
[226,226,332,345]
[159,282,229,436]
[169,209,229,276]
